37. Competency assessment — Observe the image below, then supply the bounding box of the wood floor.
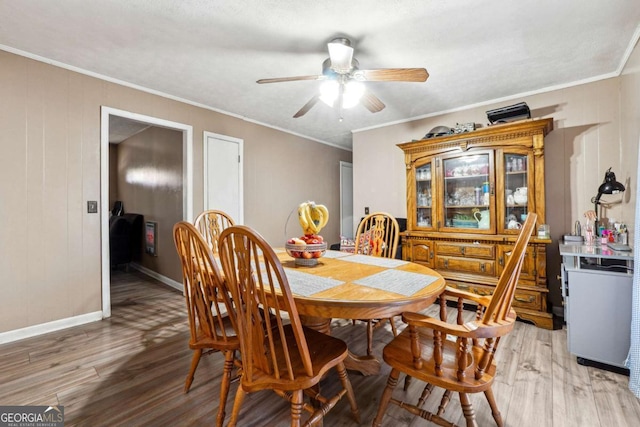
[1,269,639,426]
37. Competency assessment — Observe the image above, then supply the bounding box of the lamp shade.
[597,168,625,195]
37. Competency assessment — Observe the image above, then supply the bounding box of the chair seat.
[188,314,239,351]
[189,334,239,351]
[382,326,497,393]
[241,325,349,393]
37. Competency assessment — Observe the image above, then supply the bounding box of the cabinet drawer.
[436,256,495,276]
[511,289,543,311]
[436,242,495,259]
[451,282,495,298]
[449,283,542,311]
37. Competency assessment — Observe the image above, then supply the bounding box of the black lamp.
[591,167,625,235]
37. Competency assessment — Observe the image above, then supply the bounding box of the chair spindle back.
[218,225,313,384]
[173,221,237,347]
[481,212,537,325]
[355,212,399,258]
[194,210,235,254]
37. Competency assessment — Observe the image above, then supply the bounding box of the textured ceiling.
[1,0,639,150]
[108,116,151,143]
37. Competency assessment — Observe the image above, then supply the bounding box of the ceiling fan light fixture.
[327,38,354,73]
[319,80,339,107]
[342,80,365,108]
[319,80,364,109]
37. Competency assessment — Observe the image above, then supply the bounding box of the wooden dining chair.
[194,209,235,254]
[173,221,240,427]
[372,213,537,427]
[353,212,400,355]
[218,225,361,427]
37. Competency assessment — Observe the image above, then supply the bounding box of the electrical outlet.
[87,201,98,213]
[365,207,369,215]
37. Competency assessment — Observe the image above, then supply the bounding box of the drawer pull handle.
[477,290,492,296]
[515,296,535,303]
[460,247,465,254]
[457,284,469,291]
[444,259,449,269]
[480,263,485,273]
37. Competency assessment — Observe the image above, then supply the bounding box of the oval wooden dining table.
[274,249,446,376]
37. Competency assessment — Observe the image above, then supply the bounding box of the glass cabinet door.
[442,153,492,231]
[503,152,531,232]
[415,162,433,229]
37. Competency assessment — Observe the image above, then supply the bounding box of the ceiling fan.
[257,37,429,119]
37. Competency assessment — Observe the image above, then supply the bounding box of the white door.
[340,161,353,238]
[204,132,243,223]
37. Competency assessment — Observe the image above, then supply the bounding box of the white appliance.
[560,243,634,370]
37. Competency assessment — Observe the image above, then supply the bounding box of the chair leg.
[403,374,412,391]
[459,392,478,427]
[372,368,400,427]
[437,390,452,416]
[417,383,434,407]
[336,362,361,424]
[184,348,202,393]
[484,388,503,427]
[227,384,246,427]
[215,350,235,427]
[389,317,398,336]
[290,389,304,427]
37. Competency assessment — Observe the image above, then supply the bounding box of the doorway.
[340,161,354,238]
[100,106,193,318]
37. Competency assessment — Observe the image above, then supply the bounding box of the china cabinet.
[399,118,554,329]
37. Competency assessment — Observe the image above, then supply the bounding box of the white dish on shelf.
[514,196,527,204]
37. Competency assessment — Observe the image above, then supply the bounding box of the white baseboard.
[0,311,103,345]
[130,263,183,293]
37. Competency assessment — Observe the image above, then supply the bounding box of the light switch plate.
[87,201,98,213]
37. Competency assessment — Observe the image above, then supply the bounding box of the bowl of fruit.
[285,201,330,266]
[285,235,327,266]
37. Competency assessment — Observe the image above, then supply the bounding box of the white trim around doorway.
[100,106,193,319]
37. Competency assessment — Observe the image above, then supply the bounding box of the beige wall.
[116,126,183,282]
[353,41,640,314]
[0,49,351,335]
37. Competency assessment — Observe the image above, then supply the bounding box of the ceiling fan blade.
[354,68,429,82]
[360,91,385,113]
[293,95,320,118]
[328,38,354,73]
[257,75,326,84]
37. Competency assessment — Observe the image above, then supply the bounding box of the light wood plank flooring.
[1,269,639,426]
